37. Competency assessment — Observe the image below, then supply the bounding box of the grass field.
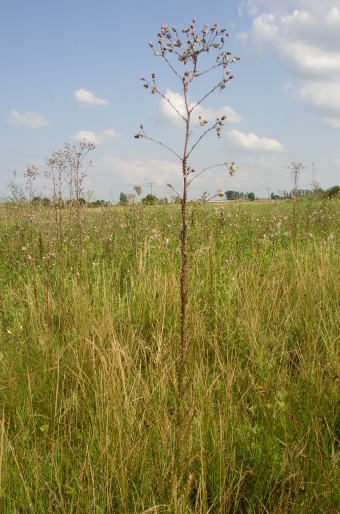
[0,198,339,513]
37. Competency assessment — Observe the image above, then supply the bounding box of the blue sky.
[1,0,340,201]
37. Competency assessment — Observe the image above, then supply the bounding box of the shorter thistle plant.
[288,161,305,200]
[311,162,320,194]
[24,164,39,246]
[287,161,305,237]
[24,164,39,205]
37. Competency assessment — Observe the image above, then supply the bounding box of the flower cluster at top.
[142,19,240,84]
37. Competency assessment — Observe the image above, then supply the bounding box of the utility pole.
[266,187,271,200]
[148,182,155,195]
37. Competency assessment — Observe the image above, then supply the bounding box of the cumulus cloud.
[74,89,110,106]
[246,8,340,78]
[70,129,119,145]
[158,89,242,126]
[226,129,284,152]
[241,0,340,128]
[294,81,340,116]
[5,109,49,128]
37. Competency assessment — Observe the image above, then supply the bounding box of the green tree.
[142,194,159,205]
[226,190,240,200]
[119,192,128,205]
[325,186,340,199]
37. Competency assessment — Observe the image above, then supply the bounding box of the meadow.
[0,198,339,513]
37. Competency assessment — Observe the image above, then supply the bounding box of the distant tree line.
[5,186,339,207]
[271,189,316,200]
[225,191,256,201]
[30,196,111,208]
[270,186,340,200]
[119,192,168,205]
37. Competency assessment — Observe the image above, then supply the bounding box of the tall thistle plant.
[135,18,239,492]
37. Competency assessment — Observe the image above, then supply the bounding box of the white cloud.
[241,0,340,127]
[195,105,242,123]
[96,155,180,186]
[5,109,49,128]
[74,89,110,106]
[324,117,340,129]
[70,129,119,145]
[158,90,185,126]
[158,89,242,126]
[295,81,340,116]
[249,9,340,78]
[239,0,318,18]
[226,129,284,152]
